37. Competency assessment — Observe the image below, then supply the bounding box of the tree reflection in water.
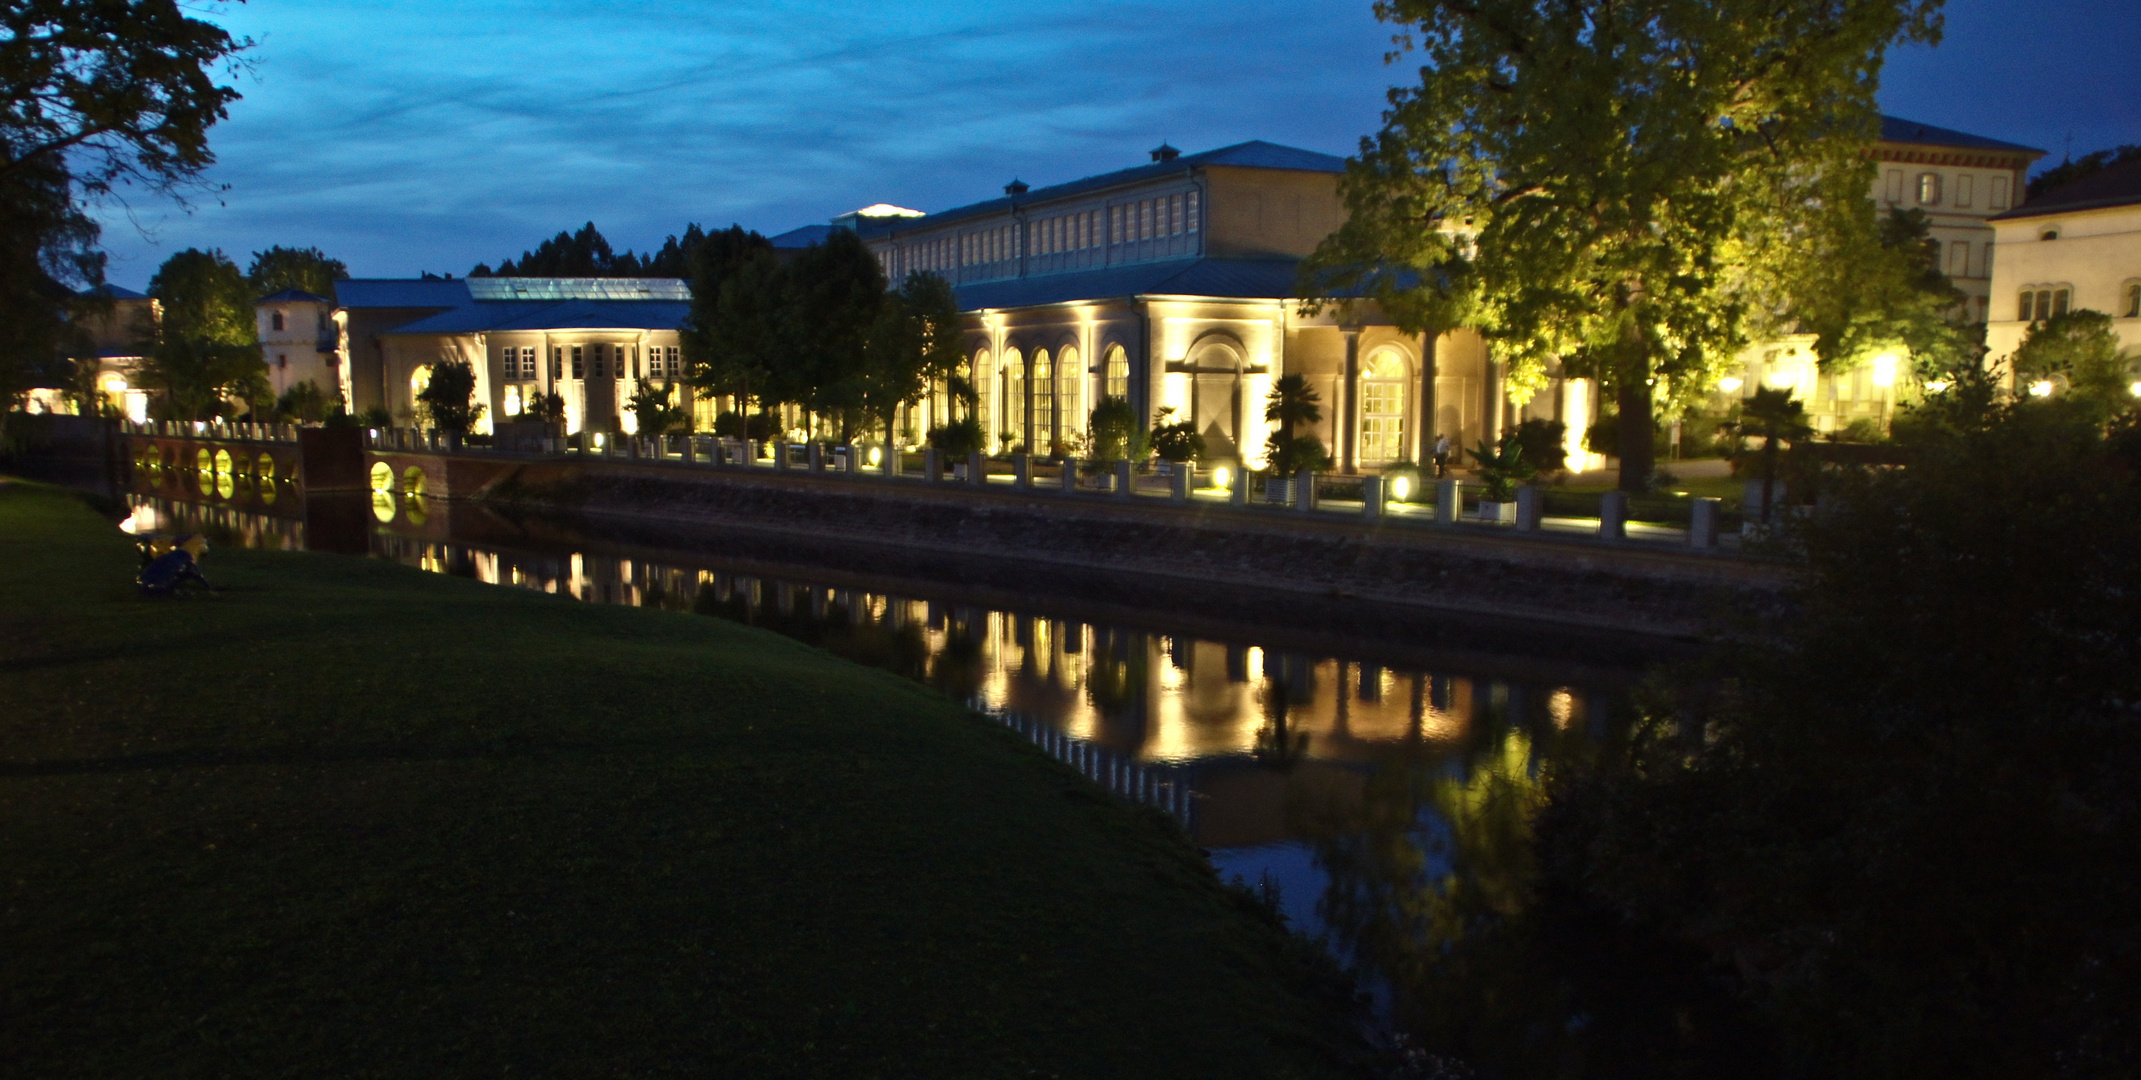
[1297,696,1766,1079]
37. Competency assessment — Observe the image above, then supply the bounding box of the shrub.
[1262,434,1331,475]
[1149,407,1204,464]
[926,415,985,457]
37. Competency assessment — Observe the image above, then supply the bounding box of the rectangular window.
[1918,173,1941,206]
[2123,283,2140,319]
[1029,221,1041,254]
[1885,169,1904,203]
[2053,288,2070,317]
[1110,206,1123,244]
[668,346,680,375]
[1947,241,1968,277]
[318,312,330,331]
[1187,191,1200,232]
[1139,200,1152,240]
[592,345,606,379]
[571,346,584,379]
[521,347,536,378]
[629,346,639,380]
[1170,194,1183,234]
[552,347,562,379]
[1955,174,1974,208]
[1990,176,2010,210]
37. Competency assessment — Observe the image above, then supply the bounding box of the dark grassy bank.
[0,480,1363,1078]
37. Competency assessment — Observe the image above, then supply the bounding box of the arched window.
[1056,345,1082,439]
[971,348,992,436]
[1000,348,1024,449]
[2124,281,2141,319]
[1104,344,1129,400]
[1032,349,1054,451]
[1358,348,1409,464]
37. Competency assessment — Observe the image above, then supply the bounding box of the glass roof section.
[465,277,691,301]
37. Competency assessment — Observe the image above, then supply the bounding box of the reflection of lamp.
[1719,376,1744,393]
[1390,474,1412,502]
[1871,352,1898,387]
[2029,380,2055,398]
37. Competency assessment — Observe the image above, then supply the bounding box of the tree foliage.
[2027,143,2141,200]
[2010,309,2133,419]
[136,248,263,419]
[472,221,709,278]
[0,0,247,423]
[625,380,687,438]
[247,245,346,298]
[414,359,484,436]
[1796,207,1973,372]
[1303,0,1941,491]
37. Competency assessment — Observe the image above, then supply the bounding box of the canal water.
[116,466,1672,1019]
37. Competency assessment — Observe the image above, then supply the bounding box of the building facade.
[851,141,1547,474]
[1984,158,2141,367]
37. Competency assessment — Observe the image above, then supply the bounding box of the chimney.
[1150,143,1180,162]
[1004,179,1029,195]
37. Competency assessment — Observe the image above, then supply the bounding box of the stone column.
[924,447,941,483]
[1169,462,1193,503]
[1013,452,1031,489]
[1294,468,1318,512]
[808,442,824,473]
[1340,328,1360,474]
[1515,484,1543,531]
[773,441,790,470]
[1113,459,1133,498]
[1060,457,1080,494]
[1435,478,1460,524]
[1230,467,1249,507]
[1689,496,1720,549]
[1362,474,1385,519]
[1598,490,1628,540]
[967,450,987,487]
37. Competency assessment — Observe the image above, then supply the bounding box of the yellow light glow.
[1719,376,1744,393]
[1925,379,1952,393]
[1210,464,1231,490]
[867,446,884,467]
[2129,380,2141,398]
[591,432,606,449]
[2029,380,2055,398]
[1871,352,1898,387]
[1390,475,1413,502]
[101,375,127,392]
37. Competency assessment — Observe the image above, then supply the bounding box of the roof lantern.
[1150,143,1181,162]
[1003,179,1029,195]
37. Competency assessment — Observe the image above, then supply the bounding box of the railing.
[345,430,1757,555]
[973,700,1197,829]
[121,419,300,443]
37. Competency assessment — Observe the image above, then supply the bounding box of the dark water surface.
[118,467,1680,1034]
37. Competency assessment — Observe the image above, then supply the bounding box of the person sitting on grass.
[136,534,213,597]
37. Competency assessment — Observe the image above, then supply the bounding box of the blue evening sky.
[93,0,2141,286]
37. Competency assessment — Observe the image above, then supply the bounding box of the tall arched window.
[1032,349,1054,451]
[1104,344,1129,400]
[1056,345,1082,440]
[2123,281,2141,319]
[1358,348,1409,464]
[1000,348,1024,449]
[972,348,992,437]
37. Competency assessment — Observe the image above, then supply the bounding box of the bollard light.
[1390,475,1413,502]
[1210,465,1231,490]
[592,432,606,449]
[1719,376,1743,393]
[867,446,883,467]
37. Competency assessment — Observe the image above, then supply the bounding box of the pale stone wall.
[1985,203,2141,364]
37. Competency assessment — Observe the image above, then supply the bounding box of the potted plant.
[1467,431,1536,522]
[1150,407,1204,476]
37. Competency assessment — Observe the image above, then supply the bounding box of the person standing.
[1433,433,1451,477]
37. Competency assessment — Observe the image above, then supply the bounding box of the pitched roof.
[1879,115,2042,156]
[769,224,832,249]
[953,257,1310,311]
[1991,158,2141,220]
[333,278,472,310]
[81,283,148,300]
[257,287,333,304]
[858,140,1349,236]
[465,277,689,301]
[386,299,692,335]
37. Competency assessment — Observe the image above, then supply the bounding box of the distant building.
[255,288,341,405]
[1723,117,2044,438]
[332,276,689,434]
[846,141,1527,473]
[1984,157,2141,368]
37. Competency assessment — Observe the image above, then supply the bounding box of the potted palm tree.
[1725,386,1811,531]
[1467,431,1536,522]
[1262,375,1324,502]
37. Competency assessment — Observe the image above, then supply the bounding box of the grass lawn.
[0,481,1362,1078]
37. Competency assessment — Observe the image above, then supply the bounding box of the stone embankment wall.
[481,459,1796,641]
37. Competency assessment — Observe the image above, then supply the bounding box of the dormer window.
[1917,173,1941,205]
